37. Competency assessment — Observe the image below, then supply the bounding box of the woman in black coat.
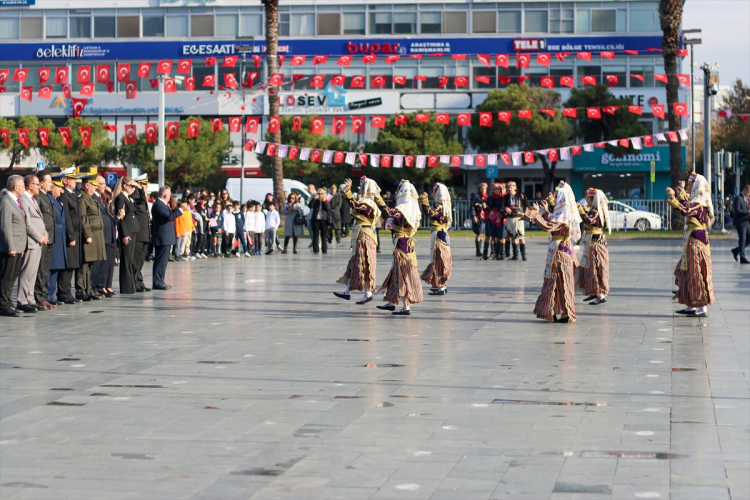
[113,177,141,294]
[309,188,332,254]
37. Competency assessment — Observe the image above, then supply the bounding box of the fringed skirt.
[378,239,423,306]
[337,227,377,291]
[534,249,577,322]
[421,231,452,289]
[674,237,714,308]
[579,239,609,296]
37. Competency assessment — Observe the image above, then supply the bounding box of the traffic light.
[739,153,747,168]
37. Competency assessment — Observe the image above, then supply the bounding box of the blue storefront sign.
[0,35,665,62]
[0,0,35,5]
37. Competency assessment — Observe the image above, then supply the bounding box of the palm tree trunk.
[262,0,285,219]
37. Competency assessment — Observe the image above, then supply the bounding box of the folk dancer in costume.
[668,172,715,318]
[502,181,529,261]
[577,188,611,305]
[334,177,382,305]
[522,182,582,323]
[375,180,423,316]
[470,183,489,257]
[484,183,507,260]
[420,183,453,296]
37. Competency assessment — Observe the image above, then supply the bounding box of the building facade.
[0,0,686,198]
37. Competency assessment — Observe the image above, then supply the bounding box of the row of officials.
[0,168,185,318]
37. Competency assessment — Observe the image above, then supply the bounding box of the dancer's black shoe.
[333,292,350,301]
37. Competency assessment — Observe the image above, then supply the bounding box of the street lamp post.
[235,36,255,204]
[682,29,701,173]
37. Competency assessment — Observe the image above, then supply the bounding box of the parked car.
[608,201,662,231]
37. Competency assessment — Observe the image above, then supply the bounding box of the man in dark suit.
[34,173,57,309]
[151,186,183,290]
[56,168,82,304]
[0,175,28,317]
[91,175,118,297]
[46,180,68,304]
[731,184,750,264]
[132,175,152,292]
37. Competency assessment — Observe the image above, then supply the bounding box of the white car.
[608,201,662,231]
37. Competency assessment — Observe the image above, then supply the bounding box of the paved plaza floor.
[1,236,748,500]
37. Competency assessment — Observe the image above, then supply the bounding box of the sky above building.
[682,0,749,88]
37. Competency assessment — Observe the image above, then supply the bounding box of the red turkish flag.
[309,74,325,88]
[287,55,305,66]
[449,54,466,61]
[673,103,688,117]
[337,55,352,66]
[115,63,130,83]
[392,75,406,86]
[600,51,614,60]
[20,86,32,102]
[437,76,449,88]
[605,74,618,86]
[166,121,179,140]
[38,127,49,146]
[310,117,324,135]
[667,131,679,142]
[310,149,322,162]
[541,109,555,117]
[498,76,511,85]
[292,116,302,131]
[454,76,468,87]
[409,54,423,59]
[577,51,591,61]
[677,48,689,56]
[59,127,72,147]
[677,74,690,87]
[381,155,392,168]
[155,60,171,75]
[202,74,215,87]
[643,135,654,147]
[457,113,471,126]
[476,76,491,85]
[54,67,68,84]
[476,54,491,68]
[137,62,151,78]
[436,113,449,125]
[362,54,377,64]
[560,76,574,88]
[288,146,299,159]
[123,124,137,145]
[571,145,582,155]
[563,108,577,118]
[596,142,606,148]
[371,75,386,88]
[495,54,509,68]
[251,55,261,68]
[582,75,596,86]
[624,50,638,55]
[405,155,415,167]
[516,76,531,85]
[187,119,201,138]
[330,75,345,86]
[556,52,571,61]
[223,116,240,133]
[125,81,137,100]
[210,118,223,133]
[619,139,630,148]
[266,143,277,157]
[102,124,117,133]
[651,104,665,119]
[106,81,114,93]
[312,55,328,65]
[428,155,439,168]
[414,113,429,123]
[371,115,386,129]
[334,151,345,164]
[350,75,365,88]
[144,123,158,144]
[184,76,195,91]
[355,153,366,167]
[79,83,94,97]
[277,55,285,67]
[245,116,259,134]
[222,55,238,68]
[479,112,493,127]
[540,76,554,88]
[38,67,50,84]
[244,139,256,151]
[517,54,530,69]
[537,53,551,67]
[96,64,110,83]
[385,55,400,64]
[177,59,192,74]
[223,73,238,89]
[12,68,28,82]
[164,78,177,93]
[654,74,668,83]
[630,73,644,82]
[346,116,363,134]
[0,69,8,86]
[76,65,91,84]
[71,97,87,118]
[518,110,532,120]
[267,116,280,133]
[628,105,642,115]
[332,116,346,134]
[492,111,509,123]
[394,114,407,126]
[268,73,284,86]
[603,106,619,115]
[498,153,509,165]
[587,107,602,119]
[548,149,559,162]
[205,57,217,66]
[524,151,535,163]
[17,128,29,147]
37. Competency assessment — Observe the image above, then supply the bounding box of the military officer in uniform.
[57,167,82,304]
[132,174,152,292]
[76,175,106,301]
[45,178,68,304]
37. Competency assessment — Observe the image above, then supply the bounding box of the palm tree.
[659,0,684,191]
[261,0,285,214]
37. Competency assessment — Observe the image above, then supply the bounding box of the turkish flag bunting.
[517,76,531,84]
[498,76,511,85]
[164,78,177,93]
[166,122,179,140]
[187,119,201,138]
[413,75,427,82]
[517,54,530,69]
[371,75,386,87]
[330,75,345,86]
[619,138,630,148]
[79,126,92,146]
[351,116,365,134]
[228,117,241,133]
[587,107,602,119]
[577,51,591,61]
[667,131,679,142]
[71,97,87,118]
[266,143,277,157]
[59,127,72,147]
[313,55,328,65]
[156,60,172,75]
[673,103,689,117]
[677,74,690,87]
[454,76,469,87]
[457,113,471,126]
[277,55,285,67]
[415,113,429,123]
[37,67,49,84]
[582,75,596,85]
[96,64,110,83]
[222,55,238,68]
[54,66,68,84]
[393,75,406,86]
[38,86,52,99]
[448,155,459,166]
[630,73,644,81]
[624,50,638,55]
[125,81,137,99]
[115,64,130,83]
[0,69,9,86]
[79,83,94,97]
[106,81,114,93]
[479,112,493,127]
[251,55,261,68]
[334,151,345,164]
[560,76,574,88]
[654,74,668,83]
[243,72,259,87]
[596,142,606,148]
[332,116,346,134]
[12,68,28,82]
[677,48,688,56]
[605,74,618,86]
[602,105,619,115]
[337,55,352,66]
[385,55,400,64]
[102,124,117,133]
[292,116,302,131]
[77,65,91,84]
[268,73,284,86]
[245,117,259,134]
[362,55,377,64]
[437,76,449,88]
[123,124,137,144]
[495,54,509,68]
[556,52,570,61]
[394,115,407,126]
[428,155,439,168]
[310,149,322,162]
[476,54,491,68]
[436,113,449,125]
[499,153,511,165]
[524,151,535,163]
[350,75,365,88]
[210,118,223,133]
[288,146,299,159]
[17,128,29,147]
[600,51,615,60]
[563,108,577,118]
[244,139,256,151]
[651,104,665,119]
[537,53,551,67]
[184,76,195,91]
[371,116,386,129]
[571,145,582,155]
[498,111,511,123]
[518,110,532,120]
[223,73,238,89]
[205,57,217,66]
[202,74,215,87]
[358,153,368,167]
[452,54,467,60]
[177,59,192,74]
[137,62,151,78]
[405,155,415,167]
[310,74,325,88]
[540,76,554,88]
[540,109,555,117]
[290,55,306,66]
[548,149,559,162]
[20,86,32,102]
[476,76,491,85]
[268,116,280,133]
[310,117,324,135]
[381,155,392,168]
[475,155,485,167]
[145,123,157,144]
[628,105,642,115]
[643,135,654,147]
[38,127,49,146]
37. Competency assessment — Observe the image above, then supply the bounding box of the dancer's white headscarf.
[551,181,582,243]
[433,182,452,229]
[395,180,420,235]
[689,173,714,221]
[590,188,611,235]
[357,176,381,224]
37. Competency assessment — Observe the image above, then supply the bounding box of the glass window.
[216,15,238,36]
[317,13,340,35]
[167,15,188,36]
[46,17,67,38]
[370,12,392,34]
[117,16,139,38]
[577,10,590,33]
[191,15,214,36]
[443,11,466,33]
[617,10,626,32]
[497,11,521,33]
[550,6,574,33]
[591,10,616,32]
[291,13,314,36]
[420,12,441,33]
[525,11,548,32]
[94,17,116,38]
[630,66,655,88]
[20,17,42,38]
[394,12,416,34]
[240,14,262,36]
[343,13,365,34]
[0,18,19,39]
[473,66,496,89]
[143,15,165,37]
[279,13,289,36]
[472,11,495,33]
[630,10,655,32]
[579,65,600,86]
[70,17,90,37]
